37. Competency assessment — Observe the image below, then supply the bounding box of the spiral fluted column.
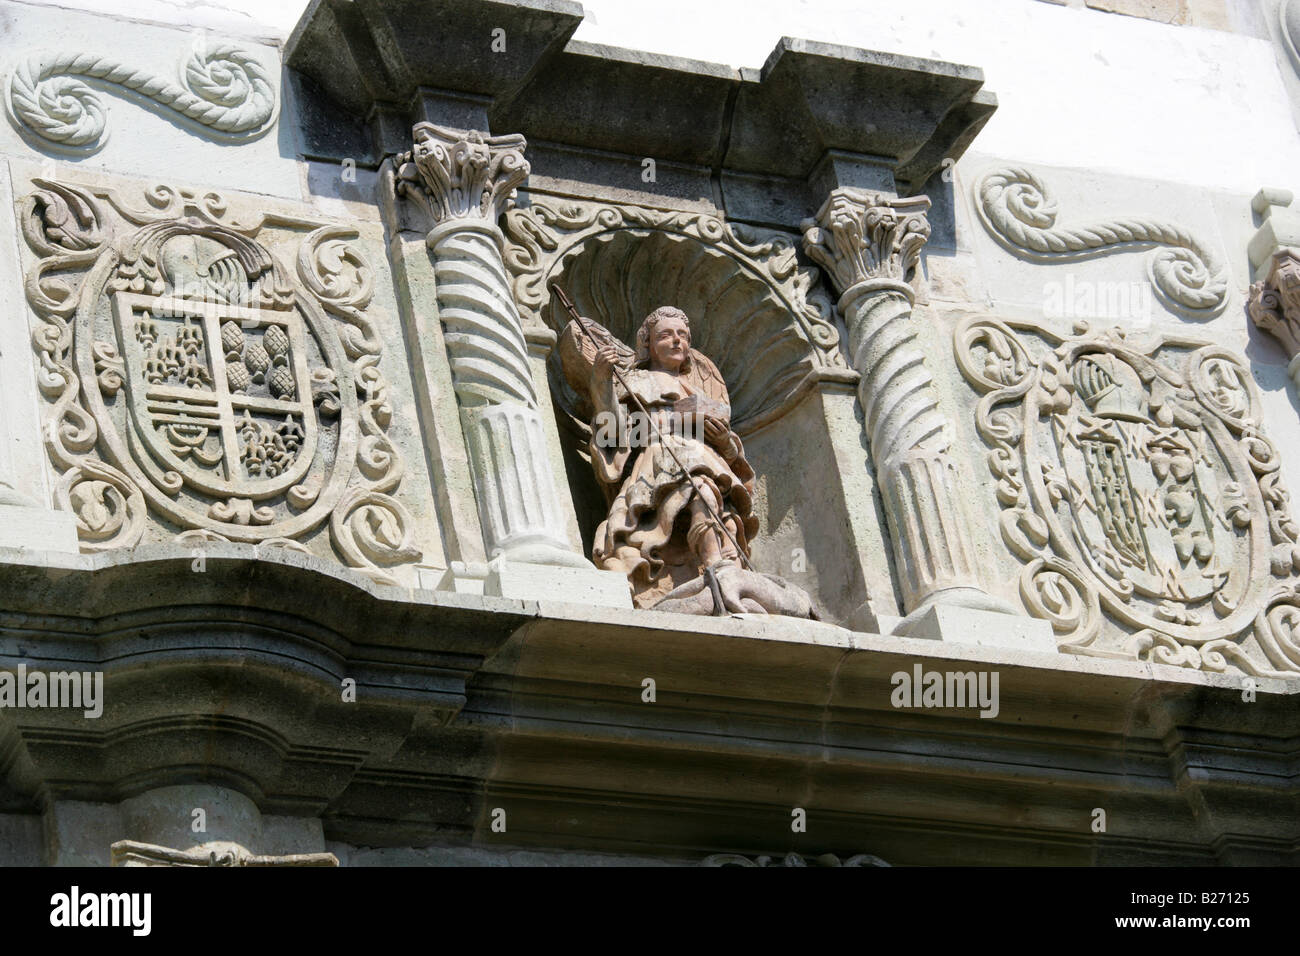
[803,188,1005,621]
[396,123,589,569]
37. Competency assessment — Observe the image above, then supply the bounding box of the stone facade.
[0,0,1296,866]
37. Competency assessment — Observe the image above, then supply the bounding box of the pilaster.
[803,188,1031,638]
[390,123,629,605]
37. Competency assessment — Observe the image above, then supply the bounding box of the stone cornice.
[1,545,1297,862]
[285,0,996,200]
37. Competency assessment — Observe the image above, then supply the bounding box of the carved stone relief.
[111,839,337,867]
[802,189,1014,624]
[393,124,592,570]
[6,42,277,153]
[1248,248,1300,366]
[20,177,422,584]
[974,167,1228,320]
[553,305,818,617]
[955,316,1300,676]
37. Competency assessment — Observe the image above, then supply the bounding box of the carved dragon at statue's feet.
[651,560,819,619]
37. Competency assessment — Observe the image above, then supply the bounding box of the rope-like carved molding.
[6,42,277,153]
[975,167,1229,320]
[802,190,943,464]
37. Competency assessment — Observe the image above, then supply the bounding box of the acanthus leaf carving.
[801,188,931,291]
[395,123,529,226]
[1248,249,1300,363]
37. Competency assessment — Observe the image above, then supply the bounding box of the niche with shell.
[531,223,853,556]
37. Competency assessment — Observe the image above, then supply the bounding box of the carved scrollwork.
[21,176,420,582]
[6,42,277,153]
[329,488,422,585]
[956,317,1300,675]
[55,460,145,551]
[1019,558,1101,650]
[974,167,1228,320]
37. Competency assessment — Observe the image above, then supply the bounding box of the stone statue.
[557,303,817,618]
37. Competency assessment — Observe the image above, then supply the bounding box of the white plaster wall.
[573,0,1300,197]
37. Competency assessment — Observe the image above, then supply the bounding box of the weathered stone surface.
[803,188,1017,628]
[0,0,295,198]
[1086,0,1190,24]
[11,161,443,584]
[6,0,1300,872]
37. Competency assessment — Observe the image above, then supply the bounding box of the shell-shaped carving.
[545,229,818,434]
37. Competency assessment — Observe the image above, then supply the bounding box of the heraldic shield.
[68,217,356,543]
[112,290,317,499]
[1056,352,1232,606]
[955,317,1300,674]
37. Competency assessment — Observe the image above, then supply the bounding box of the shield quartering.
[113,292,318,501]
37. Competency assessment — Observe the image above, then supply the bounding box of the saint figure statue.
[557,303,816,618]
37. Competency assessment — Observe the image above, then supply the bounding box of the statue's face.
[649,315,690,373]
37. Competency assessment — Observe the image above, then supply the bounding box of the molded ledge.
[0,545,1295,862]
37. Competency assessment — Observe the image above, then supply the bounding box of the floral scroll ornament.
[954,317,1300,678]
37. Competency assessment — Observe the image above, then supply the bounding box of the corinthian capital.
[1249,249,1300,360]
[396,123,530,225]
[802,189,931,294]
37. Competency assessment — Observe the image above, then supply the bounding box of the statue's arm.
[589,347,631,484]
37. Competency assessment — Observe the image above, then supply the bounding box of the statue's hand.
[593,344,620,385]
[702,415,730,449]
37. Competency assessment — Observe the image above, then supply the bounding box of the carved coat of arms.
[956,318,1300,677]
[21,179,422,584]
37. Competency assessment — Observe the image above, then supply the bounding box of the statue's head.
[636,306,692,374]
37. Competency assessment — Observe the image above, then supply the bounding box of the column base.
[435,557,633,609]
[0,504,79,553]
[493,534,596,570]
[878,604,1058,653]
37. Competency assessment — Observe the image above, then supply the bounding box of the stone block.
[0,504,79,554]
[880,605,1059,654]
[484,558,633,608]
[1085,0,1191,23]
